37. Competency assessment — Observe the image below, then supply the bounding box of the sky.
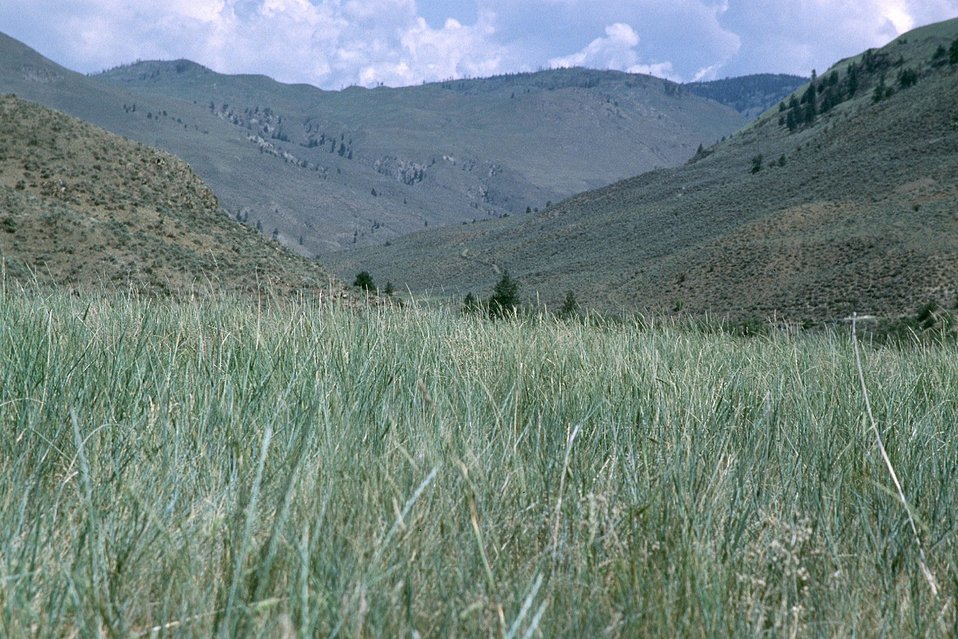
[2,1,956,88]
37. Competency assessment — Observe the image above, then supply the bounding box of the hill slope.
[685,74,808,119]
[0,32,759,255]
[94,63,749,253]
[327,19,958,322]
[0,95,336,297]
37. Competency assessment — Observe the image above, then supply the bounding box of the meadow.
[1,290,956,637]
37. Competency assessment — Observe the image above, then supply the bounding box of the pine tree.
[873,75,889,103]
[898,68,918,89]
[488,271,520,319]
[786,110,797,132]
[560,291,579,318]
[847,64,859,96]
[353,271,376,293]
[801,82,817,124]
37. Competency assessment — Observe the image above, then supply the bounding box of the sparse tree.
[353,271,376,293]
[898,67,918,89]
[384,281,395,297]
[801,82,817,124]
[750,154,764,174]
[786,110,797,132]
[873,74,890,103]
[560,290,579,318]
[847,64,860,96]
[488,271,520,319]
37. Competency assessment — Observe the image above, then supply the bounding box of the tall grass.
[1,291,956,637]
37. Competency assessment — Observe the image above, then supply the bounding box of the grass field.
[1,291,956,637]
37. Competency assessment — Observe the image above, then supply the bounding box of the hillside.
[0,94,336,297]
[685,74,808,119]
[0,33,765,256]
[94,63,751,253]
[327,19,958,322]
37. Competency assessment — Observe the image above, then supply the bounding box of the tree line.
[778,38,958,133]
[352,269,580,320]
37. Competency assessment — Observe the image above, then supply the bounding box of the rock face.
[0,94,336,297]
[373,156,427,186]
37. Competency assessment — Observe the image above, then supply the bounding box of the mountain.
[685,74,808,119]
[93,63,752,253]
[326,19,958,322]
[0,33,762,258]
[0,94,336,297]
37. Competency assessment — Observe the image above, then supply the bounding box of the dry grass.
[1,290,956,636]
[0,95,339,299]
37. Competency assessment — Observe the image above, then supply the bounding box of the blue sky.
[2,1,956,88]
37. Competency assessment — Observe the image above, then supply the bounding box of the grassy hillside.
[2,291,955,636]
[329,19,958,322]
[0,95,336,297]
[0,32,758,254]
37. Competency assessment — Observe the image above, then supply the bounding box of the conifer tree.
[560,291,580,318]
[488,271,520,319]
[353,271,376,293]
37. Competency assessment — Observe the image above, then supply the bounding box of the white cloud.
[718,0,958,76]
[358,12,504,86]
[1,0,957,89]
[548,23,680,81]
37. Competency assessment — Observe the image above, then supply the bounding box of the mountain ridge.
[325,18,958,322]
[0,32,786,258]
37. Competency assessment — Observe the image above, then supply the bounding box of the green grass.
[1,291,956,637]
